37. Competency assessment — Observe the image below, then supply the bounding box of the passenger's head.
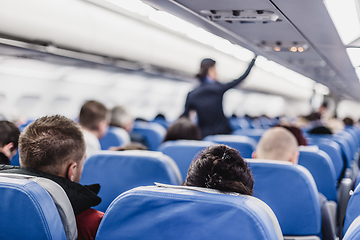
[196,58,216,82]
[308,125,332,135]
[0,121,20,159]
[278,125,307,146]
[110,142,148,151]
[343,117,354,126]
[253,127,299,164]
[19,115,86,183]
[184,144,254,195]
[163,117,201,142]
[79,100,109,139]
[110,105,134,132]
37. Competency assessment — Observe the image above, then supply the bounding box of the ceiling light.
[346,48,360,67]
[106,0,156,16]
[324,0,360,45]
[290,47,297,52]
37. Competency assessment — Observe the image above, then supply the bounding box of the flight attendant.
[183,56,257,138]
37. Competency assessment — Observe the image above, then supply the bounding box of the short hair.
[19,115,86,175]
[278,125,307,146]
[79,100,109,130]
[343,117,354,126]
[110,105,133,128]
[256,127,298,161]
[0,121,20,149]
[164,117,201,142]
[185,144,254,195]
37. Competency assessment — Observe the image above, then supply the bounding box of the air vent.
[200,10,279,23]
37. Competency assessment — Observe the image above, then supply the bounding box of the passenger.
[110,105,147,146]
[79,100,110,157]
[110,142,147,151]
[109,105,132,144]
[0,121,20,164]
[184,144,254,196]
[252,127,336,240]
[277,125,307,146]
[183,56,257,138]
[0,115,103,240]
[163,117,201,142]
[308,125,333,135]
[343,117,355,126]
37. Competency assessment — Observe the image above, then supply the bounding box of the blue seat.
[343,216,360,240]
[0,176,67,240]
[232,128,266,142]
[308,134,352,169]
[307,138,344,181]
[298,147,337,202]
[95,185,283,240]
[10,150,20,166]
[99,126,128,150]
[80,151,182,212]
[343,184,360,235]
[158,140,214,181]
[203,135,256,158]
[131,121,166,151]
[247,159,322,238]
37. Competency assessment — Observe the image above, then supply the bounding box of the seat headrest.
[247,159,321,236]
[96,185,283,240]
[0,176,67,240]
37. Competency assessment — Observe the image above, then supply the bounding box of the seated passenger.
[0,121,20,164]
[164,117,201,142]
[110,142,147,151]
[277,125,307,146]
[109,105,132,144]
[252,127,336,240]
[184,144,254,196]
[0,115,103,240]
[79,100,110,157]
[343,117,355,127]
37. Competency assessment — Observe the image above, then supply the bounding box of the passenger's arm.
[222,56,257,91]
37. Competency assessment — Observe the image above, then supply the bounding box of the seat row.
[3,148,360,239]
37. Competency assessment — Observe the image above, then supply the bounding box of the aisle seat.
[0,176,68,240]
[131,121,166,151]
[158,140,214,181]
[203,135,256,158]
[80,151,182,212]
[247,159,323,239]
[95,184,283,240]
[99,126,130,150]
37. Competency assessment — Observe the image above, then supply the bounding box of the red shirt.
[76,208,104,240]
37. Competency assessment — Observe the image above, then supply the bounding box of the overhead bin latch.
[200,10,280,24]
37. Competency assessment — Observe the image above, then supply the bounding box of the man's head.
[110,105,134,132]
[79,100,109,139]
[19,115,86,182]
[0,121,20,159]
[252,127,299,164]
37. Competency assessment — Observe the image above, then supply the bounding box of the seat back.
[0,173,77,240]
[95,185,283,240]
[80,150,182,212]
[158,140,214,181]
[232,128,266,142]
[0,176,67,240]
[203,135,256,158]
[343,184,360,234]
[343,215,360,240]
[298,146,337,202]
[247,159,321,237]
[99,126,129,150]
[131,121,166,150]
[307,138,344,181]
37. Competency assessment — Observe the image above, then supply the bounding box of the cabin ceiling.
[142,0,360,101]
